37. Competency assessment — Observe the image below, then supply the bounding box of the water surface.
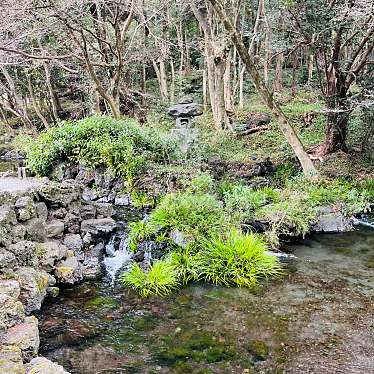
[39,228,374,373]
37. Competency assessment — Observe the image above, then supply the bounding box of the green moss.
[152,330,237,365]
[247,340,269,361]
[84,295,119,310]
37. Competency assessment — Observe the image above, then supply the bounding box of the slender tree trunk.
[273,52,284,92]
[206,0,317,177]
[27,76,49,129]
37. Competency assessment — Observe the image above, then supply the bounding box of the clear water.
[38,228,374,373]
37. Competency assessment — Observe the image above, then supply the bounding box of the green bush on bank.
[25,115,179,186]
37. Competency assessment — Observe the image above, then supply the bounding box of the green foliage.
[128,220,156,252]
[256,197,317,238]
[120,258,179,297]
[197,231,283,287]
[183,173,215,194]
[224,185,280,222]
[145,192,227,240]
[25,115,179,186]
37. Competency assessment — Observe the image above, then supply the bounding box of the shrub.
[120,258,179,297]
[256,198,317,238]
[196,231,282,287]
[144,192,228,240]
[25,115,179,186]
[224,185,280,222]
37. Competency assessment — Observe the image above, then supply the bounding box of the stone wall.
[0,179,121,374]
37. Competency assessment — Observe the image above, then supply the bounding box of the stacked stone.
[0,179,119,373]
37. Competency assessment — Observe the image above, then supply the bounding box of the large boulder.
[0,346,25,374]
[81,218,116,235]
[35,202,48,222]
[0,294,25,331]
[79,204,97,220]
[83,243,104,280]
[26,357,70,374]
[8,241,38,267]
[16,267,50,313]
[313,207,353,233]
[37,242,68,272]
[55,256,83,285]
[38,180,81,207]
[0,316,39,362]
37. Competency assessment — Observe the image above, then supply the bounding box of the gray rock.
[0,316,39,362]
[114,195,131,206]
[0,346,25,374]
[0,248,17,271]
[64,213,81,234]
[55,256,83,285]
[82,188,98,202]
[26,357,70,374]
[38,180,81,207]
[170,230,188,248]
[46,220,65,238]
[8,241,38,267]
[16,267,50,313]
[51,207,67,219]
[79,204,97,220]
[63,234,83,253]
[94,202,113,217]
[0,279,21,298]
[313,207,353,233]
[24,218,46,241]
[81,218,116,235]
[11,225,26,242]
[82,232,93,246]
[46,287,59,298]
[37,242,68,272]
[35,202,48,221]
[15,196,36,222]
[0,205,17,246]
[168,102,203,118]
[83,243,104,280]
[0,294,25,331]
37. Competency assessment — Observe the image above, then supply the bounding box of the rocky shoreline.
[0,177,130,373]
[0,165,359,373]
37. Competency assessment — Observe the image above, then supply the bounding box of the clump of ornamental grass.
[196,230,283,288]
[120,257,179,297]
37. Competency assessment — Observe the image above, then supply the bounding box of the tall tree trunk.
[273,52,284,92]
[206,0,317,177]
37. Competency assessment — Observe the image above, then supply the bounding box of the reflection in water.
[39,228,374,373]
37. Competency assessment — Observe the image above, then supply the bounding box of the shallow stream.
[39,227,374,374]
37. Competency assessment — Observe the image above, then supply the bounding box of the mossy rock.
[246,339,269,361]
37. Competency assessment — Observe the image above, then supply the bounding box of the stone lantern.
[167,96,203,153]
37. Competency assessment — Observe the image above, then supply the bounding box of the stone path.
[0,177,44,193]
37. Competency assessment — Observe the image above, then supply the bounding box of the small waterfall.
[103,231,134,284]
[353,217,374,229]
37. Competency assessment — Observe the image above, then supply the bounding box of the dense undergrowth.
[22,115,179,187]
[122,174,373,296]
[19,92,374,297]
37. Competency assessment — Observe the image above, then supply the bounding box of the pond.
[38,227,374,373]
